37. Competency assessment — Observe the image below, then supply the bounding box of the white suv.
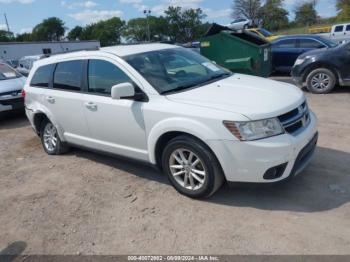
[24,44,318,198]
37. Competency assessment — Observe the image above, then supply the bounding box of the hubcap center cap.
[184,165,191,173]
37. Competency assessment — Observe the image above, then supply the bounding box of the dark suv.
[292,42,350,94]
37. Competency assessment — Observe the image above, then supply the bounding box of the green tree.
[31,17,66,41]
[149,16,169,41]
[165,6,183,42]
[0,30,13,42]
[165,6,206,43]
[123,17,148,42]
[81,17,125,46]
[68,26,84,40]
[260,0,289,31]
[294,2,318,26]
[336,0,350,21]
[232,0,262,26]
[15,33,32,42]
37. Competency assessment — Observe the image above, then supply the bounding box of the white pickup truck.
[316,23,350,44]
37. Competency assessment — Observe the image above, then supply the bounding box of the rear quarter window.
[30,64,55,87]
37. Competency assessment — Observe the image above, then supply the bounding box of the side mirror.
[111,82,135,100]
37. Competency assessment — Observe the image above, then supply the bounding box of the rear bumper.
[25,107,38,133]
[207,111,318,183]
[0,96,24,113]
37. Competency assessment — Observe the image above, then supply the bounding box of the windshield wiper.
[208,72,232,81]
[161,83,201,95]
[161,73,232,95]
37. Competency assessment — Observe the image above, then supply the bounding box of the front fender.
[147,117,220,164]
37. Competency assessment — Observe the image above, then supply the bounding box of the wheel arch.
[31,110,65,141]
[147,118,220,170]
[33,112,49,135]
[302,62,340,84]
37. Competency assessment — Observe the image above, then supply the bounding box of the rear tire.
[162,135,224,198]
[40,119,69,155]
[306,68,336,94]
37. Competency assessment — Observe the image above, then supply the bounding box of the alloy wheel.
[169,148,206,191]
[43,123,58,152]
[311,73,331,90]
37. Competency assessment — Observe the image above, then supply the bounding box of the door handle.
[85,102,97,111]
[46,96,55,104]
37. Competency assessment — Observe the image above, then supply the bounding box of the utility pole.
[4,13,10,32]
[143,9,151,42]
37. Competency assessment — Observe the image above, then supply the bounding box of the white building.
[0,40,100,61]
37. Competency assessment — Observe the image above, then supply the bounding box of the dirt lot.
[1,83,350,255]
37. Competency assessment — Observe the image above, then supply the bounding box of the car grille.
[278,101,310,135]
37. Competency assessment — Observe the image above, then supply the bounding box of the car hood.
[0,77,26,93]
[166,74,305,120]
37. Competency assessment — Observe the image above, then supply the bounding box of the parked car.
[292,41,350,94]
[18,55,45,76]
[315,23,350,44]
[271,35,338,73]
[247,28,280,41]
[0,63,26,113]
[24,44,318,198]
[4,60,19,69]
[226,18,251,30]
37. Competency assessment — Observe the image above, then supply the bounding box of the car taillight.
[21,89,26,98]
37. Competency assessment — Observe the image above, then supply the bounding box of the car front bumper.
[292,76,303,87]
[207,111,318,183]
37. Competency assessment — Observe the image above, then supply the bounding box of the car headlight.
[294,58,305,66]
[223,118,285,141]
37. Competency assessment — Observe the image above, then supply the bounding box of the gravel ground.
[0,82,350,255]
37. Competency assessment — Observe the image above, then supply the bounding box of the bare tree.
[232,0,262,25]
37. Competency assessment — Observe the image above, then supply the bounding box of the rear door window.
[299,39,324,49]
[30,64,55,87]
[53,60,84,91]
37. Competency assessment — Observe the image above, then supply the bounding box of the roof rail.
[40,46,100,59]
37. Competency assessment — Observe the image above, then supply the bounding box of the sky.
[0,0,338,34]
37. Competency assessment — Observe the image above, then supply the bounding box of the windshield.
[0,63,22,81]
[318,36,338,48]
[257,29,273,37]
[124,48,231,94]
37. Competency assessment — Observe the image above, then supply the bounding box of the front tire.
[306,68,336,94]
[40,119,69,155]
[162,136,224,198]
